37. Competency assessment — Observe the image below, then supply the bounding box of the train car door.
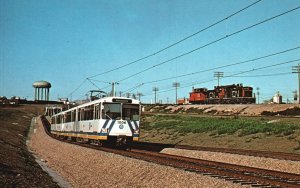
[93,104,101,132]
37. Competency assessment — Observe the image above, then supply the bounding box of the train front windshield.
[103,103,140,120]
[122,104,139,121]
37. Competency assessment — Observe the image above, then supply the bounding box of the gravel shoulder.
[29,117,247,188]
[161,148,300,174]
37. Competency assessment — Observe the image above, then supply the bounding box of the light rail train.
[50,97,141,146]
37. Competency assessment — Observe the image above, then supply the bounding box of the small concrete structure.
[33,81,51,101]
[273,91,282,104]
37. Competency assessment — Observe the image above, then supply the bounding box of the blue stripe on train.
[107,120,116,134]
[133,121,139,130]
[127,120,134,134]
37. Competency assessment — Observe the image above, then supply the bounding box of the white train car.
[50,97,141,145]
[45,106,63,116]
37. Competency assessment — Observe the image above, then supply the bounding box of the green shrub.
[141,114,300,136]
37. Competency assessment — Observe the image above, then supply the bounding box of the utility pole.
[152,87,159,104]
[292,64,300,104]
[110,81,119,97]
[172,82,180,104]
[137,92,143,101]
[214,71,224,87]
[256,87,260,104]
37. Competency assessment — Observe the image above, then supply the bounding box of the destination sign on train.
[112,98,132,103]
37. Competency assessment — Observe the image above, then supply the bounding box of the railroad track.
[131,142,300,161]
[40,116,300,188]
[143,112,300,119]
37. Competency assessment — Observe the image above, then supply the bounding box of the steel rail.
[131,141,300,161]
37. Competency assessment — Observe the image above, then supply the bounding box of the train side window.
[122,104,139,121]
[94,104,100,120]
[78,108,81,121]
[62,114,66,123]
[83,105,94,120]
[57,115,61,124]
[66,112,71,122]
[80,109,84,121]
[71,111,76,122]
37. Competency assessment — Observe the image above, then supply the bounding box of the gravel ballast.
[29,118,246,188]
[161,148,300,174]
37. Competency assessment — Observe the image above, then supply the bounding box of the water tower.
[33,81,51,101]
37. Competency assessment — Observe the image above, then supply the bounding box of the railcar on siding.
[189,84,256,104]
[50,97,141,146]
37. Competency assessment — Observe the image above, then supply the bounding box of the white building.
[273,91,282,104]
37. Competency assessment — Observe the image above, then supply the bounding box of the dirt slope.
[146,104,300,116]
[0,105,59,187]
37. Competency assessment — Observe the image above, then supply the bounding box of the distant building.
[273,91,282,104]
[0,96,8,104]
[10,96,27,105]
[293,90,298,104]
[58,98,69,104]
[177,98,189,105]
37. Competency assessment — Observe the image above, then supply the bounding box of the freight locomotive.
[50,97,141,146]
[189,84,256,104]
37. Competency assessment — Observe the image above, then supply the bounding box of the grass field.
[141,114,300,136]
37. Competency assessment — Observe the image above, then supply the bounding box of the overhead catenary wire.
[67,79,87,98]
[87,78,102,91]
[87,0,262,79]
[116,6,300,83]
[73,92,89,102]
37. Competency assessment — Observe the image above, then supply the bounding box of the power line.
[87,79,111,84]
[87,0,262,79]
[144,58,300,96]
[229,72,291,77]
[122,46,299,90]
[122,83,144,94]
[116,6,300,83]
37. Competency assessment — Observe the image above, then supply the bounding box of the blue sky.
[1,0,300,103]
